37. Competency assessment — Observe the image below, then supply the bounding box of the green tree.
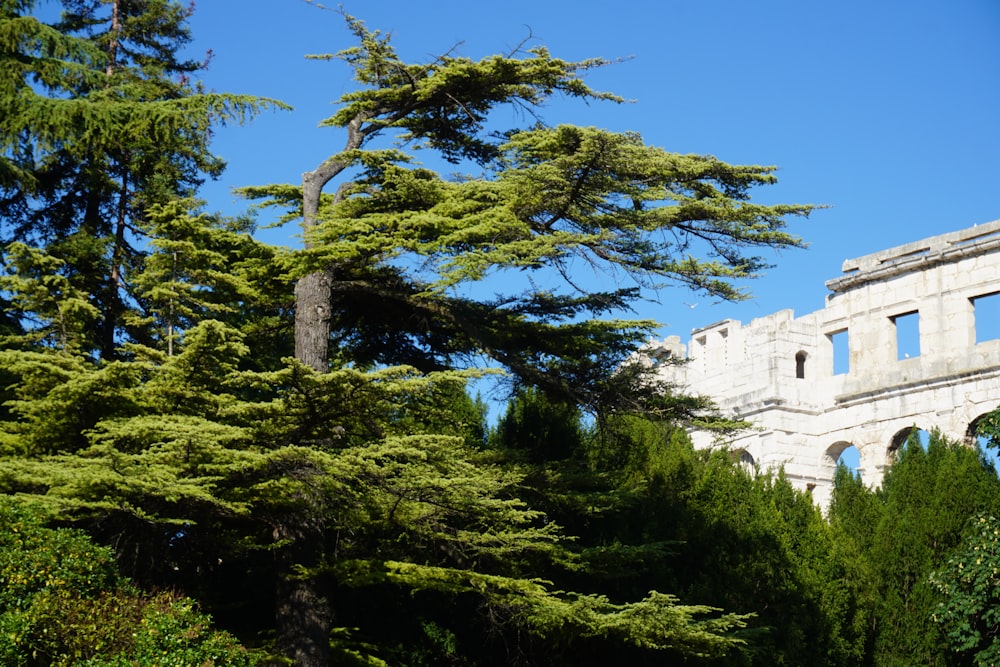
[873,433,1000,665]
[491,408,869,666]
[490,386,585,462]
[0,0,100,189]
[234,11,815,663]
[827,463,882,665]
[243,11,815,400]
[1,0,282,359]
[607,428,866,667]
[0,320,754,666]
[0,7,820,666]
[830,430,1000,666]
[129,198,293,365]
[929,513,1000,667]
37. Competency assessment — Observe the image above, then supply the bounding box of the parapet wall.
[644,220,1000,507]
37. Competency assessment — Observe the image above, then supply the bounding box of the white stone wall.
[644,219,1000,508]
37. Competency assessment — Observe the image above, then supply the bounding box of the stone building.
[643,219,1000,507]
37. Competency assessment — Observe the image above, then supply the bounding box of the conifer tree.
[0,0,99,189]
[130,198,293,363]
[233,12,817,662]
[0,7,823,666]
[490,386,585,462]
[1,0,283,359]
[830,431,1000,666]
[243,11,815,410]
[0,321,755,665]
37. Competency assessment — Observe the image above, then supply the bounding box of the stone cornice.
[826,219,1000,294]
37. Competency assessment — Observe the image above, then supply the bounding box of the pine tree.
[1,0,284,359]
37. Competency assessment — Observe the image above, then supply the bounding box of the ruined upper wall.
[646,218,1000,401]
[827,218,1000,294]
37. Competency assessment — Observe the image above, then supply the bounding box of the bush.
[0,498,259,665]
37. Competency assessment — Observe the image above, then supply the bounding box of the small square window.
[828,330,849,375]
[891,311,920,360]
[972,293,1000,344]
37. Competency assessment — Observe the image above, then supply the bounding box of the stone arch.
[731,448,755,475]
[888,425,931,463]
[795,350,808,379]
[825,440,861,480]
[967,410,1000,473]
[966,411,996,444]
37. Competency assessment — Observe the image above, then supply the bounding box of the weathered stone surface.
[642,219,1000,507]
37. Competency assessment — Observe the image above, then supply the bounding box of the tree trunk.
[106,0,121,75]
[294,115,367,372]
[282,114,368,662]
[294,165,335,372]
[294,270,333,372]
[273,517,332,667]
[294,168,337,373]
[102,162,129,361]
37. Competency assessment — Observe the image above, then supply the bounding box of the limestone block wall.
[644,219,1000,507]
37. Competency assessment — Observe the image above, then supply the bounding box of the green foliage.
[0,497,258,665]
[634,443,864,666]
[307,125,810,299]
[0,498,119,612]
[976,408,1000,452]
[492,410,867,666]
[1,0,286,360]
[283,120,814,404]
[0,242,100,350]
[244,11,815,410]
[490,386,585,461]
[929,514,1000,666]
[0,319,755,663]
[317,11,622,165]
[129,198,292,361]
[829,430,1000,666]
[0,6,825,666]
[870,432,1000,666]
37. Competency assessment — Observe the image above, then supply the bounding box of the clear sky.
[183,0,1000,345]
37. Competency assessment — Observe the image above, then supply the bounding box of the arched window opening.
[968,412,1000,474]
[827,441,861,481]
[968,413,999,444]
[888,426,930,463]
[732,449,755,475]
[795,351,807,379]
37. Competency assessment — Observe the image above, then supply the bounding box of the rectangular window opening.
[972,293,1000,344]
[828,329,849,375]
[892,311,920,360]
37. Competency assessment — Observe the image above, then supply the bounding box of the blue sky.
[184,0,1000,345]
